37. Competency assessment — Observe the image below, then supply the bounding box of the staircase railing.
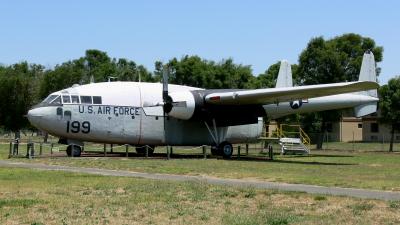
[299,127,311,150]
[273,126,285,138]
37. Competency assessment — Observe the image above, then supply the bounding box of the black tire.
[66,145,81,157]
[136,145,155,155]
[218,142,233,159]
[211,146,219,156]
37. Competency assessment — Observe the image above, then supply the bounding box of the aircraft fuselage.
[28,82,264,146]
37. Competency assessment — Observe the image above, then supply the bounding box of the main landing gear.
[211,141,233,159]
[66,145,82,157]
[204,119,233,159]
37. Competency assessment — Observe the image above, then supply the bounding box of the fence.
[307,132,400,151]
[5,140,277,160]
[0,130,58,144]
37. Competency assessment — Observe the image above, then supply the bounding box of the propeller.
[162,66,173,114]
[162,66,188,114]
[142,65,188,118]
[162,65,170,146]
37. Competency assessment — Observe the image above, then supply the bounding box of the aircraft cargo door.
[102,84,141,144]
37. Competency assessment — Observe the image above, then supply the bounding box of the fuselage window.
[93,96,102,104]
[62,95,71,104]
[51,96,62,105]
[71,95,80,103]
[64,110,72,120]
[80,96,92,104]
[56,107,63,116]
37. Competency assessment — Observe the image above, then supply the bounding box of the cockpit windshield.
[36,94,62,107]
[42,95,58,104]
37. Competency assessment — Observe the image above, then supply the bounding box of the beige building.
[317,116,399,143]
[325,117,363,142]
[265,121,278,137]
[362,116,400,142]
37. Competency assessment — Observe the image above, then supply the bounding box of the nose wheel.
[66,145,82,157]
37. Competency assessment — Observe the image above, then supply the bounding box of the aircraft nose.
[27,108,44,127]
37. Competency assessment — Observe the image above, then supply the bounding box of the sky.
[0,0,399,84]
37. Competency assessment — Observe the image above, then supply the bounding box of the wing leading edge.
[204,81,379,105]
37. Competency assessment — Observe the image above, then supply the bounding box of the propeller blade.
[162,65,168,102]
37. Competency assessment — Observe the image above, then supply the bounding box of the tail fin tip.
[276,60,293,88]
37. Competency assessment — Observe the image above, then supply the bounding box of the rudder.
[358,50,378,97]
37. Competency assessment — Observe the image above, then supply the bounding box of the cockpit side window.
[80,96,92,104]
[62,95,71,104]
[71,95,79,103]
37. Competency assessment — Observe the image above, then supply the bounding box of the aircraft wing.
[204,81,379,105]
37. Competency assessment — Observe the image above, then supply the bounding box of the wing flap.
[205,81,379,105]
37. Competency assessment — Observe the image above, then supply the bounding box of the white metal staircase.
[279,137,310,155]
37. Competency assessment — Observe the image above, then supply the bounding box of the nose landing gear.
[66,145,82,157]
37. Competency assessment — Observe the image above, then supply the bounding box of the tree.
[39,49,153,99]
[0,62,44,131]
[155,55,254,89]
[379,76,400,152]
[298,34,383,85]
[297,34,383,148]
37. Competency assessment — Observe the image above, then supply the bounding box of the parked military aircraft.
[27,52,379,158]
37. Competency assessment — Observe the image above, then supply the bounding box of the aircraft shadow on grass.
[68,152,356,166]
[288,154,354,158]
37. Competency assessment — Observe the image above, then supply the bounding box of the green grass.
[0,167,399,224]
[0,199,44,208]
[2,142,400,191]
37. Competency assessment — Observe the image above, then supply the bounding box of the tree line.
[1,33,398,149]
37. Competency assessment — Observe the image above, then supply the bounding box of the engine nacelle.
[167,91,196,120]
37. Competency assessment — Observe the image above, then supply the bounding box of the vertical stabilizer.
[358,51,377,97]
[276,60,293,88]
[353,50,379,117]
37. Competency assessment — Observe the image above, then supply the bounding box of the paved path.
[1,160,400,201]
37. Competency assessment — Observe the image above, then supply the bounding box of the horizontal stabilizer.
[354,102,377,117]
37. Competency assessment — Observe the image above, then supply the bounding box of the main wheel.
[136,145,155,155]
[218,142,233,159]
[66,145,81,157]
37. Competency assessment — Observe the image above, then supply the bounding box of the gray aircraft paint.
[28,83,263,146]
